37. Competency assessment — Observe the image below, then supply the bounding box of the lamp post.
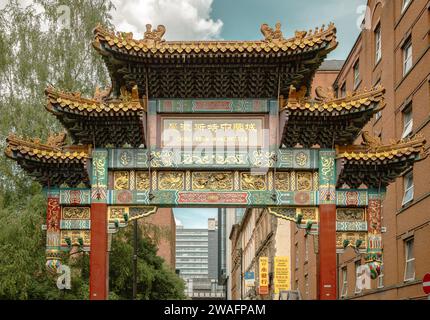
[132,219,138,300]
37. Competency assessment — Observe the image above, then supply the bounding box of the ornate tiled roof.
[280,86,385,148]
[336,134,427,188]
[93,22,337,57]
[92,22,338,99]
[45,86,145,115]
[5,133,89,161]
[45,86,146,148]
[284,85,385,114]
[5,133,90,187]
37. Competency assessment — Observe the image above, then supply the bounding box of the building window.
[305,236,309,262]
[402,172,414,205]
[402,0,411,13]
[341,267,348,298]
[305,275,309,297]
[403,38,412,76]
[375,24,382,63]
[295,243,299,268]
[402,106,413,138]
[340,82,346,98]
[377,258,384,289]
[354,261,362,294]
[353,60,360,88]
[404,238,415,281]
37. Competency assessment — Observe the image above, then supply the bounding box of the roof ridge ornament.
[261,22,284,42]
[143,24,166,44]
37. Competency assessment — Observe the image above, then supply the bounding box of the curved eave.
[93,25,338,61]
[45,87,145,116]
[5,143,90,188]
[336,148,425,189]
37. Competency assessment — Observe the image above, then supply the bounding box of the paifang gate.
[5,22,427,300]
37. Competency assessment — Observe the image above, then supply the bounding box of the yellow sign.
[259,256,269,294]
[274,256,290,294]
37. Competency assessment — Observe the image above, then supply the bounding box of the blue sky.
[210,0,367,59]
[174,208,218,229]
[112,0,368,60]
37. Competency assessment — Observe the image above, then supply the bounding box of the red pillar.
[318,204,337,300]
[90,202,108,300]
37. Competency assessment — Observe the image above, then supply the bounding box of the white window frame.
[404,238,415,281]
[340,83,346,98]
[377,258,384,289]
[305,236,309,262]
[401,107,413,139]
[403,40,412,76]
[375,25,382,63]
[354,261,362,294]
[402,172,414,206]
[353,60,360,89]
[341,267,348,298]
[402,0,411,13]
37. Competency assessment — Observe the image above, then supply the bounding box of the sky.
[174,208,218,229]
[110,0,368,60]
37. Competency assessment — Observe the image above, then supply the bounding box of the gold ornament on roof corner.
[143,24,166,43]
[94,86,112,102]
[46,131,67,149]
[287,85,307,103]
[261,22,284,42]
[294,30,307,40]
[314,86,335,102]
[361,131,382,151]
[119,85,139,103]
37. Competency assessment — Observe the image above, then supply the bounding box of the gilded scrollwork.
[114,171,129,190]
[336,208,365,221]
[300,208,317,221]
[296,172,313,191]
[241,173,267,191]
[136,171,150,190]
[192,172,234,191]
[275,172,290,191]
[62,207,90,220]
[295,152,308,167]
[158,171,184,190]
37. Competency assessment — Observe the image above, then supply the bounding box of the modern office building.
[175,226,209,280]
[176,217,225,299]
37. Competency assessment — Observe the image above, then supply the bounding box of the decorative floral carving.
[158,171,184,190]
[136,171,150,190]
[192,172,233,191]
[241,173,267,191]
[114,171,129,190]
[296,172,313,191]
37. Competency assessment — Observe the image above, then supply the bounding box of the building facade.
[332,0,430,300]
[176,227,209,280]
[229,207,295,300]
[141,208,176,269]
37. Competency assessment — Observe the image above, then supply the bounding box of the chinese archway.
[5,22,427,300]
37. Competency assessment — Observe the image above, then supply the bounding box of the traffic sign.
[423,273,430,295]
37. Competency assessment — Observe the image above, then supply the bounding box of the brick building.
[292,0,430,300]
[141,208,176,269]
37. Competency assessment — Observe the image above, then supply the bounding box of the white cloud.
[175,217,183,226]
[111,0,223,40]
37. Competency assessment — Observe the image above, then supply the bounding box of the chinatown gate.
[5,22,427,300]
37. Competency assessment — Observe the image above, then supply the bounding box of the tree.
[0,0,113,299]
[109,224,186,300]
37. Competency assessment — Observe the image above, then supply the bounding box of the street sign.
[244,272,255,288]
[423,273,430,295]
[259,257,269,295]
